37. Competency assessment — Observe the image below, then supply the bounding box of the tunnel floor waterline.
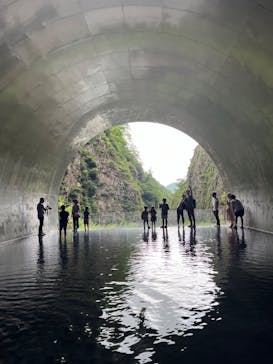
[0,226,273,363]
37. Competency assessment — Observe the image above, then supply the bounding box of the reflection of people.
[189,227,196,245]
[185,187,196,228]
[37,197,47,236]
[59,205,69,238]
[212,192,220,226]
[72,199,80,232]
[84,207,90,232]
[143,231,149,242]
[178,227,185,243]
[177,194,186,227]
[141,206,150,230]
[159,198,169,228]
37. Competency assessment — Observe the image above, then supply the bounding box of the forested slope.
[170,145,224,209]
[60,126,170,218]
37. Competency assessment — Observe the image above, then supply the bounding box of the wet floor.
[0,226,273,363]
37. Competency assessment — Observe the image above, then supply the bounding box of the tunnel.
[1,0,273,243]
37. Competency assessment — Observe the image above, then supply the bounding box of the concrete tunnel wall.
[1,0,273,242]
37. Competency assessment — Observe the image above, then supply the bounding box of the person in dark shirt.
[150,206,157,231]
[159,198,169,228]
[177,194,187,227]
[84,207,90,232]
[37,197,50,236]
[59,205,69,238]
[185,187,196,228]
[141,206,150,230]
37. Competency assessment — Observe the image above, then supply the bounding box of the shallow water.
[0,226,273,363]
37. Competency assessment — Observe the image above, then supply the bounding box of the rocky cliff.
[60,126,170,220]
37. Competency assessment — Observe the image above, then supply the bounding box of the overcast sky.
[127,122,198,186]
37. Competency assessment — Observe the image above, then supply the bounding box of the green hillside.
[170,145,224,209]
[60,126,170,221]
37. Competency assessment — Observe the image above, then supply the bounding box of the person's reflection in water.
[152,231,157,241]
[188,228,197,255]
[37,236,45,270]
[178,226,185,244]
[163,228,169,250]
[138,307,147,334]
[59,236,68,269]
[216,226,222,257]
[83,232,90,264]
[143,231,149,242]
[73,232,79,264]
[237,229,247,250]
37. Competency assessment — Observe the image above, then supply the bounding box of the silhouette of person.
[141,206,150,230]
[150,206,157,231]
[230,194,244,229]
[212,192,220,226]
[59,205,69,238]
[177,194,187,227]
[226,192,235,228]
[159,198,169,228]
[84,206,90,232]
[185,187,196,228]
[37,197,47,236]
[72,199,80,233]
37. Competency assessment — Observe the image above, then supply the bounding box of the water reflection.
[97,228,221,356]
[2,227,273,363]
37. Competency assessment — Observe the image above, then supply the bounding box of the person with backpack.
[230,194,244,229]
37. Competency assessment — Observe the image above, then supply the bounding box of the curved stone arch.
[1,0,273,241]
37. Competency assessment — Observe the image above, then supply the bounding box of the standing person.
[212,192,220,226]
[59,205,69,238]
[159,198,169,228]
[177,194,186,227]
[141,206,150,230]
[226,192,235,228]
[37,197,47,236]
[185,187,196,228]
[230,194,244,229]
[72,199,80,233]
[84,207,90,232]
[150,206,157,231]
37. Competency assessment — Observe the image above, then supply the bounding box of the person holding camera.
[37,197,51,236]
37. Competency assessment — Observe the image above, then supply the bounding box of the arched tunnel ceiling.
[1,0,273,239]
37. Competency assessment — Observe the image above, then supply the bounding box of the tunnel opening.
[57,122,226,231]
[1,0,273,243]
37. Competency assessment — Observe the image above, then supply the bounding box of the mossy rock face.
[60,126,170,218]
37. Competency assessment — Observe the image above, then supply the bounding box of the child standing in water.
[84,207,90,232]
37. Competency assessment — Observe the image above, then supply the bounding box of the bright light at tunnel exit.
[127,122,198,187]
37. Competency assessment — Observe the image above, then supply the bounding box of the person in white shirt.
[212,192,220,226]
